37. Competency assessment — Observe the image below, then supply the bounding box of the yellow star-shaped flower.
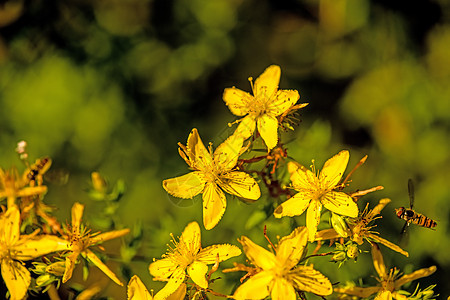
[0,205,68,300]
[274,150,359,241]
[233,226,332,300]
[163,128,261,230]
[62,202,130,285]
[149,221,241,300]
[223,65,303,150]
[334,243,436,299]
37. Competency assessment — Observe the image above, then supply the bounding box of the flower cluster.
[0,151,130,300]
[0,65,438,300]
[152,65,437,299]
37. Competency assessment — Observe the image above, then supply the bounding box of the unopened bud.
[331,213,349,238]
[36,274,55,287]
[346,244,359,259]
[91,172,107,193]
[331,252,346,263]
[46,261,66,276]
[31,262,47,274]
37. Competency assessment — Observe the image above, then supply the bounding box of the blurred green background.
[0,0,449,299]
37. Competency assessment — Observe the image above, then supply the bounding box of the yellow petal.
[268,90,300,116]
[288,162,316,190]
[234,270,273,300]
[202,182,226,230]
[254,65,280,99]
[166,283,187,300]
[71,202,85,235]
[128,275,152,300]
[235,115,256,140]
[334,286,380,297]
[367,198,391,220]
[314,228,341,241]
[1,205,20,246]
[290,265,333,296]
[18,186,48,198]
[271,277,296,300]
[149,257,178,280]
[214,134,243,170]
[306,200,322,241]
[14,235,69,260]
[375,290,393,300]
[257,114,278,150]
[321,191,358,218]
[371,243,387,280]
[319,150,349,189]
[186,128,212,169]
[84,249,124,286]
[76,282,103,300]
[273,192,311,218]
[154,267,186,300]
[63,252,79,283]
[238,236,276,270]
[187,260,208,288]
[220,171,260,200]
[394,266,436,289]
[392,291,408,300]
[89,228,130,245]
[369,234,408,257]
[196,244,241,264]
[1,259,31,300]
[180,221,201,255]
[223,87,252,116]
[276,227,308,269]
[163,172,205,199]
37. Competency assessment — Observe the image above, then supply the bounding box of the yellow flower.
[163,128,261,230]
[223,65,303,150]
[149,221,241,300]
[0,205,68,300]
[274,150,359,241]
[315,198,409,257]
[62,202,130,285]
[233,226,332,300]
[127,275,186,300]
[334,243,436,299]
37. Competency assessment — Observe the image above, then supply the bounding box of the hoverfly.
[395,179,437,235]
[23,156,52,186]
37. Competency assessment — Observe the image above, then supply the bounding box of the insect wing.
[407,178,415,209]
[399,221,410,248]
[44,169,70,185]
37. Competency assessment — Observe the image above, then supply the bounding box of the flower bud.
[332,251,347,263]
[46,261,66,276]
[346,244,359,259]
[31,262,47,274]
[36,274,55,287]
[331,213,349,238]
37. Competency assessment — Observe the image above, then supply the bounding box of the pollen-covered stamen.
[301,160,328,200]
[66,224,91,253]
[379,268,399,291]
[163,233,198,269]
[248,77,277,118]
[0,241,13,260]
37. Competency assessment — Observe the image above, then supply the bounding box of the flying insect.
[23,156,52,186]
[395,179,437,235]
